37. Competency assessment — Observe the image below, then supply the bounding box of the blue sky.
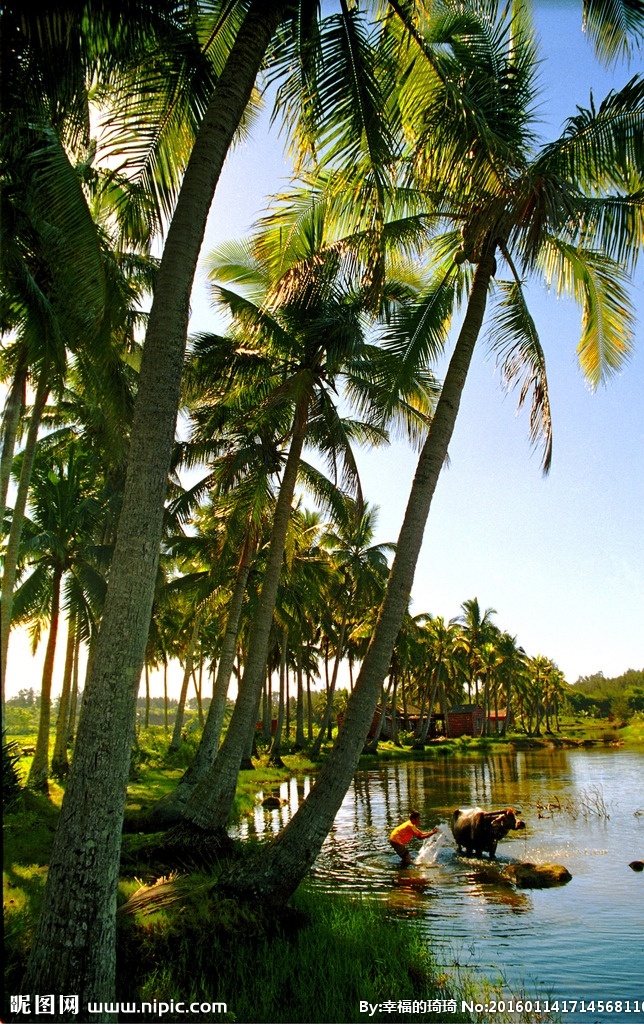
[185,1,644,684]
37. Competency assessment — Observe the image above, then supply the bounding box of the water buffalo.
[451,807,525,859]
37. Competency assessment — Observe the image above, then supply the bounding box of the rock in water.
[261,795,285,809]
[628,860,644,872]
[501,862,572,888]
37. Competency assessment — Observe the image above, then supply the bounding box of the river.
[240,747,644,1022]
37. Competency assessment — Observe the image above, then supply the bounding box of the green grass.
[621,713,644,745]
[115,880,469,1023]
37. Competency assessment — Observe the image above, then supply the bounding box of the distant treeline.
[567,668,644,720]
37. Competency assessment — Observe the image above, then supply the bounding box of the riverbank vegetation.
[5,759,469,1024]
[3,0,644,1017]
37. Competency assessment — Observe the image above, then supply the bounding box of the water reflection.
[238,748,644,1019]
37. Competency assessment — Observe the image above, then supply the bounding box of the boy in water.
[390,810,439,865]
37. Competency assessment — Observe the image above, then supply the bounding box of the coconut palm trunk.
[169,611,202,751]
[66,632,81,746]
[148,543,254,827]
[310,597,350,757]
[27,565,63,792]
[1,374,49,689]
[0,358,27,513]
[363,674,394,755]
[22,5,285,1011]
[225,250,496,901]
[196,542,254,762]
[295,647,305,748]
[419,664,441,746]
[180,390,310,831]
[268,627,288,766]
[51,612,76,778]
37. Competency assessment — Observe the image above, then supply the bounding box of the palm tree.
[0,0,170,693]
[410,613,458,746]
[310,498,392,757]
[178,206,432,832]
[10,441,106,790]
[494,631,527,736]
[19,0,644,1004]
[224,0,644,903]
[451,598,498,704]
[580,0,644,62]
[20,5,296,1004]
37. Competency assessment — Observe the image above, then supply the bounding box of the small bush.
[3,740,24,809]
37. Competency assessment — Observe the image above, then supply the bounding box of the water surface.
[242,748,644,1021]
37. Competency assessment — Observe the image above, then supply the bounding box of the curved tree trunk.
[150,538,254,826]
[224,251,496,902]
[363,674,394,755]
[51,611,76,778]
[180,390,310,831]
[28,566,63,792]
[22,6,285,1013]
[1,374,49,691]
[0,358,27,513]
[169,611,201,751]
[310,598,350,758]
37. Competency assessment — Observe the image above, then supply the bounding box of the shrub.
[2,740,24,809]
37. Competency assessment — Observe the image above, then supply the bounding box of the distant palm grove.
[2,0,643,1018]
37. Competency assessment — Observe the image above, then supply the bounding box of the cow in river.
[451,807,525,859]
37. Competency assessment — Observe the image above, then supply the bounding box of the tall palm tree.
[494,631,526,736]
[224,0,643,903]
[311,498,392,756]
[0,0,174,693]
[10,441,106,790]
[178,207,432,832]
[20,5,296,1006]
[451,597,497,704]
[410,613,458,745]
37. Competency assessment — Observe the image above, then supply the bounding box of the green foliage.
[4,703,41,736]
[567,667,644,721]
[3,789,62,991]
[621,713,644,745]
[2,740,25,808]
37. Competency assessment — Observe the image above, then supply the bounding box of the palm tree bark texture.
[22,3,286,1015]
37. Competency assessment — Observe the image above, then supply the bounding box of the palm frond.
[376,260,457,408]
[582,0,644,64]
[486,280,553,473]
[535,75,644,194]
[538,239,635,388]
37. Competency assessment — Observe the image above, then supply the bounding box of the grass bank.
[115,878,468,1023]
[4,786,469,1024]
